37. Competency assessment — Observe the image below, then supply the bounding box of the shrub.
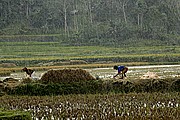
[7,80,103,96]
[170,79,180,92]
[21,78,33,84]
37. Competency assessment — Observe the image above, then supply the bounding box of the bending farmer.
[113,65,128,79]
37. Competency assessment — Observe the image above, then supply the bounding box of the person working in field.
[113,65,128,79]
[22,67,34,77]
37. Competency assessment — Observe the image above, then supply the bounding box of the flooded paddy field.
[1,64,180,81]
[88,64,180,80]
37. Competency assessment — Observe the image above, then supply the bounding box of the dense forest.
[0,0,180,46]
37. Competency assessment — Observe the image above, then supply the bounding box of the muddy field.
[89,64,180,80]
[0,65,180,81]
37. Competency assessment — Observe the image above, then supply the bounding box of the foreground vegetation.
[0,109,32,120]
[0,93,179,119]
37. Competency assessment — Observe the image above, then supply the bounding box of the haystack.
[140,71,159,79]
[40,68,95,84]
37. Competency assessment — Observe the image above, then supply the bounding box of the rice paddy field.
[0,93,179,120]
[0,41,180,119]
[1,64,180,81]
[89,64,180,80]
[0,41,180,66]
[0,65,180,119]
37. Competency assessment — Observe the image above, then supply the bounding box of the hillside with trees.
[0,0,180,46]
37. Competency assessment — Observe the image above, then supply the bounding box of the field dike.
[0,68,179,95]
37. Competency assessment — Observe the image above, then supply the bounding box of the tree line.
[0,0,179,46]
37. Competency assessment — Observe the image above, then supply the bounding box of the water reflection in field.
[88,65,180,80]
[0,65,180,81]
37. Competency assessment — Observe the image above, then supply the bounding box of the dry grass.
[40,68,95,83]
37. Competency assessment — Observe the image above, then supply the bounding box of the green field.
[0,41,180,66]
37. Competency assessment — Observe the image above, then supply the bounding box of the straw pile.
[40,68,95,84]
[140,71,159,79]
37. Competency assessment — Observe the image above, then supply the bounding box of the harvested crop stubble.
[40,68,95,83]
[0,93,179,120]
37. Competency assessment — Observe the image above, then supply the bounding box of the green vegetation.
[0,109,32,120]
[0,1,179,119]
[3,78,180,96]
[7,81,103,95]
[0,41,179,66]
[0,0,179,66]
[0,0,180,46]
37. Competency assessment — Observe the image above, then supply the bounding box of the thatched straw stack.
[40,69,95,84]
